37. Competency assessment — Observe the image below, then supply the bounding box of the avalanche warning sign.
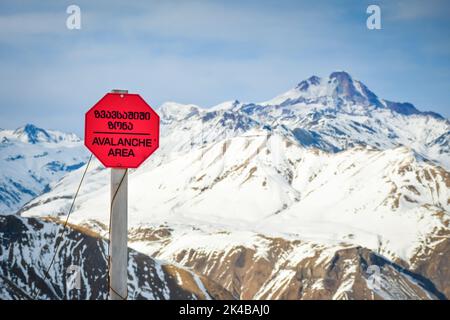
[85,92,160,168]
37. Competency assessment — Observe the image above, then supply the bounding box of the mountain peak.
[23,123,42,134]
[262,71,380,107]
[298,71,367,102]
[20,123,38,132]
[11,124,80,144]
[13,124,51,144]
[328,71,359,98]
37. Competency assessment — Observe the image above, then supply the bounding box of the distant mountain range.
[1,71,449,299]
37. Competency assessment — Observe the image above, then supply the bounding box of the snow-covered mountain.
[157,71,449,169]
[19,131,449,299]
[0,124,89,214]
[2,71,449,299]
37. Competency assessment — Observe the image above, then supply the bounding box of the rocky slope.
[130,226,448,300]
[0,214,231,300]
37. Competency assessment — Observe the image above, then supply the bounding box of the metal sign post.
[109,167,128,300]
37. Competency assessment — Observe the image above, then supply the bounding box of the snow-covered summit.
[261,71,444,120]
[154,72,449,169]
[1,124,80,145]
[261,71,381,107]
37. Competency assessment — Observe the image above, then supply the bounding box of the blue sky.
[0,0,449,135]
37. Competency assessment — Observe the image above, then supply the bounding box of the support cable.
[31,153,93,300]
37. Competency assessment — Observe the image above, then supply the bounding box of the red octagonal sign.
[85,92,160,168]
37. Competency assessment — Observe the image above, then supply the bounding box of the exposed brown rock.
[147,233,442,300]
[409,228,450,298]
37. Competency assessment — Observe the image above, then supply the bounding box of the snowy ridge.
[2,124,81,144]
[260,71,442,119]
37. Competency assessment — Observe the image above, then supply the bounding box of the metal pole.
[109,168,128,300]
[109,89,129,300]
